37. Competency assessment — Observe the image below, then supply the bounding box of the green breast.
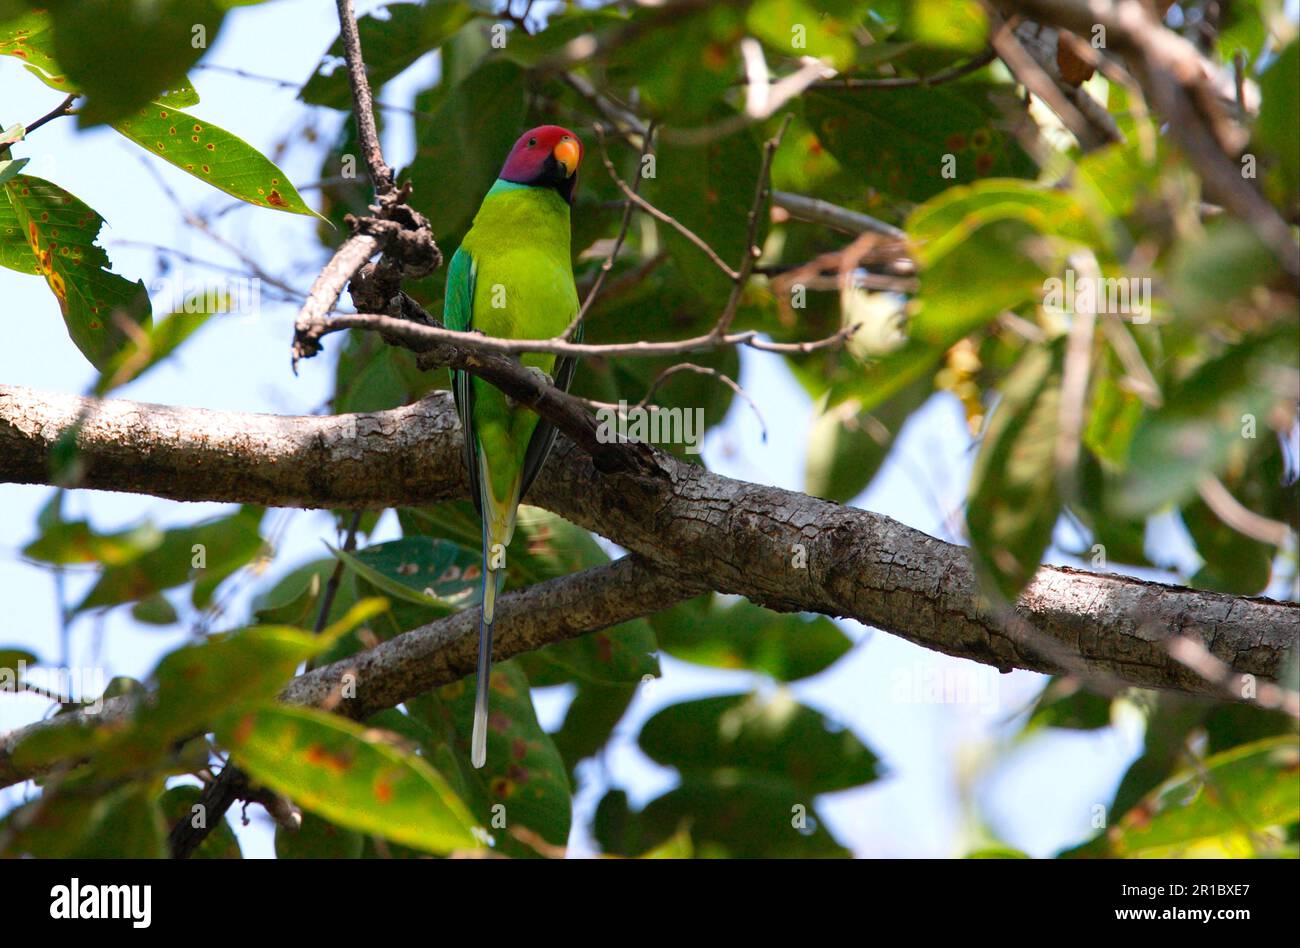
[461,182,578,343]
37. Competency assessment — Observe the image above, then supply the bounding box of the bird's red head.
[499,125,583,204]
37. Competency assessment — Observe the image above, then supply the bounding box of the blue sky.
[0,0,1187,857]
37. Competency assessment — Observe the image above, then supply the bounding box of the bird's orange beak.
[553,138,581,178]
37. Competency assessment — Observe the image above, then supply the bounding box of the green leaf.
[1182,495,1273,595]
[276,811,363,859]
[905,0,988,53]
[74,507,266,613]
[1069,737,1300,857]
[408,661,572,852]
[3,174,151,370]
[130,594,179,626]
[597,690,869,857]
[111,103,316,215]
[640,692,879,796]
[330,537,472,616]
[805,83,1035,203]
[23,518,163,566]
[1074,449,1151,567]
[552,681,637,772]
[216,703,479,855]
[747,0,859,69]
[0,13,72,93]
[805,379,931,502]
[651,596,851,682]
[1025,678,1113,732]
[607,5,744,123]
[1082,355,1144,468]
[1254,40,1298,209]
[649,127,764,304]
[0,185,38,272]
[1,780,167,858]
[1112,326,1299,518]
[634,777,851,858]
[1217,0,1269,69]
[300,1,473,108]
[401,505,661,685]
[93,293,221,396]
[406,58,528,238]
[72,622,361,777]
[498,10,627,67]
[0,648,38,672]
[43,0,228,126]
[906,180,1100,346]
[966,342,1064,602]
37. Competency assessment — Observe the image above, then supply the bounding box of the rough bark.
[2,383,1294,706]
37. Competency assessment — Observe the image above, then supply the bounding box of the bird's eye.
[528,137,537,147]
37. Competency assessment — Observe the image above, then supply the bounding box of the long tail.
[471,462,518,769]
[471,548,498,769]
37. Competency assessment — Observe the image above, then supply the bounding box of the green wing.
[445,243,579,510]
[519,318,580,502]
[444,246,483,515]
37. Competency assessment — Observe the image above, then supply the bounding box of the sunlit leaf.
[112,103,316,215]
[216,703,480,855]
[3,174,151,370]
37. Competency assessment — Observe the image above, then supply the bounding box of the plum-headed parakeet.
[444,125,584,768]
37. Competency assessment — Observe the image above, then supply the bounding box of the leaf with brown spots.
[1064,736,1300,857]
[805,83,1036,203]
[0,13,74,94]
[407,660,572,854]
[215,703,479,856]
[0,185,39,273]
[600,691,880,857]
[648,125,764,304]
[111,103,318,217]
[2,173,149,370]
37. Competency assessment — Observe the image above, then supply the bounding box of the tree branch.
[1001,0,1299,281]
[2,554,694,792]
[334,0,394,198]
[1,384,1294,711]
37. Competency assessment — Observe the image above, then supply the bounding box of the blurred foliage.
[2,0,1297,859]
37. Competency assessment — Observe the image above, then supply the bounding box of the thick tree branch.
[1,384,1294,710]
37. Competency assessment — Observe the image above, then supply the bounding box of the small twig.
[772,191,906,240]
[22,94,78,137]
[334,0,394,199]
[1168,636,1300,719]
[988,9,1112,148]
[563,120,657,340]
[594,127,739,281]
[307,308,856,360]
[313,510,363,640]
[637,362,768,442]
[1197,476,1295,548]
[714,114,791,337]
[662,55,831,147]
[110,240,307,303]
[811,48,997,89]
[132,156,309,300]
[1055,251,1099,507]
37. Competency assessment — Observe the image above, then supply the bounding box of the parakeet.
[444,125,584,768]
